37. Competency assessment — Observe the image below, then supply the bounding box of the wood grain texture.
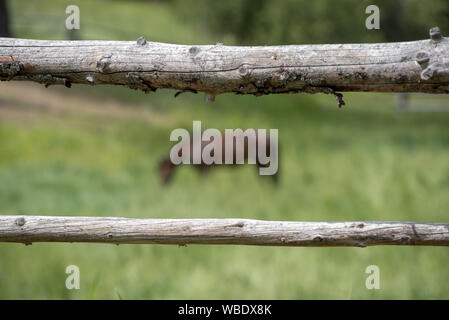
[1,216,448,247]
[1,27,449,100]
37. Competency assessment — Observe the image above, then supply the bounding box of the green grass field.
[0,0,448,299]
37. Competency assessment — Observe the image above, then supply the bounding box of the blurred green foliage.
[176,0,449,44]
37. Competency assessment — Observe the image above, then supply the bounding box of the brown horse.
[159,132,279,185]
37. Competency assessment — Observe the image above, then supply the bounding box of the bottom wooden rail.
[0,216,448,247]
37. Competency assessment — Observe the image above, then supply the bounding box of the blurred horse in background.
[159,132,279,185]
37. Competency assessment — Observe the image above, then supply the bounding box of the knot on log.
[15,217,26,227]
[416,51,430,68]
[238,65,250,77]
[189,46,200,56]
[420,62,449,81]
[96,54,112,73]
[136,36,147,46]
[429,27,443,42]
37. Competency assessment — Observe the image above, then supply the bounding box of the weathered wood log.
[1,216,448,247]
[1,27,449,104]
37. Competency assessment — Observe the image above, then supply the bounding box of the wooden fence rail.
[1,27,449,106]
[1,216,448,247]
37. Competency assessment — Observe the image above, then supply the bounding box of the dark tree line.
[0,0,11,37]
[175,0,449,45]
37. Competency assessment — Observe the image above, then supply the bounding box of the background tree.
[175,0,449,45]
[0,0,11,37]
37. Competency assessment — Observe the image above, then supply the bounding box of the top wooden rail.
[1,27,449,105]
